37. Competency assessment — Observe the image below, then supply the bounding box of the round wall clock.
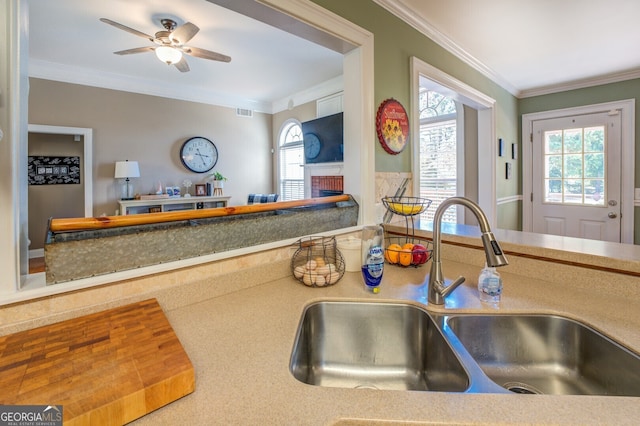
[180,136,218,173]
[376,98,410,155]
[304,133,322,159]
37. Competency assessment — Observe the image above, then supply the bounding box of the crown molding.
[372,0,519,96]
[518,68,640,98]
[29,59,273,113]
[271,75,343,113]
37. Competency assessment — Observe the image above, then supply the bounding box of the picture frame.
[195,184,207,196]
[498,138,504,157]
[512,143,518,160]
[505,162,512,179]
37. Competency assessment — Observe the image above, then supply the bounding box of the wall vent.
[236,108,253,118]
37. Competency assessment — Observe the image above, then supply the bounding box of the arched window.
[278,119,304,200]
[418,89,461,224]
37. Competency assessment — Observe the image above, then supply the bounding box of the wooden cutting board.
[0,298,195,425]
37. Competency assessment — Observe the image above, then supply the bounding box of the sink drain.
[503,382,543,395]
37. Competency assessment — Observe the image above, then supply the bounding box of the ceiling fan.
[100,17,231,72]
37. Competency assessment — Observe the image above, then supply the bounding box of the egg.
[302,271,317,286]
[326,270,341,285]
[315,257,326,267]
[293,265,306,279]
[315,275,327,287]
[305,259,318,271]
[316,264,330,276]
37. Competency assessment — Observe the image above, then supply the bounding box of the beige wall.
[29,78,274,216]
[28,133,85,250]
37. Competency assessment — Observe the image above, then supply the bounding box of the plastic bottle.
[478,263,502,304]
[361,225,384,293]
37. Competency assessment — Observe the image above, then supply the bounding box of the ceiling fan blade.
[183,46,231,63]
[113,46,155,55]
[170,22,199,45]
[174,57,190,72]
[100,18,155,42]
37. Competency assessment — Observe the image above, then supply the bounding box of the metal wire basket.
[382,196,432,217]
[291,236,345,287]
[384,235,433,268]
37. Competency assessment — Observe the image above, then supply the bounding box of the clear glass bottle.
[361,225,384,293]
[478,263,502,304]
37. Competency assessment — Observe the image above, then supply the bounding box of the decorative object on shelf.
[382,196,434,268]
[114,160,140,200]
[173,186,181,197]
[291,236,345,287]
[155,181,163,195]
[180,136,218,173]
[505,162,512,179]
[195,184,206,196]
[182,179,192,197]
[512,143,518,160]
[208,171,227,195]
[376,98,409,155]
[498,138,504,157]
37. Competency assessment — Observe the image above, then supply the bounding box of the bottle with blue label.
[478,263,502,304]
[361,225,385,293]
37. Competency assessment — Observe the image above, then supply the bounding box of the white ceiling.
[28,0,640,112]
[28,0,345,113]
[378,0,640,97]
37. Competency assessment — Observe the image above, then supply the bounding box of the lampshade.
[155,46,182,65]
[114,160,140,179]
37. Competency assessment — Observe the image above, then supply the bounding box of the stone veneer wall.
[375,172,413,225]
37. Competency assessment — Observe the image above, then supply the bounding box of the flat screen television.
[302,112,343,164]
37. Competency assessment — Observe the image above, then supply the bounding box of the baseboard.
[29,248,44,259]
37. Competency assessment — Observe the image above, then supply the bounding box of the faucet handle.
[437,275,466,298]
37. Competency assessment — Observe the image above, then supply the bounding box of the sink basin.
[445,314,640,396]
[290,301,469,391]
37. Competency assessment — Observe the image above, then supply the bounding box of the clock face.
[304,133,321,160]
[180,137,218,173]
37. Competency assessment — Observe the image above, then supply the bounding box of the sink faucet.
[428,197,508,305]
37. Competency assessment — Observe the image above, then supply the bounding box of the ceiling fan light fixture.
[155,46,182,65]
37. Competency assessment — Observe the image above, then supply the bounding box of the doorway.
[26,125,93,274]
[522,100,635,244]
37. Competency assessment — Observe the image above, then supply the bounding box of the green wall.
[519,78,640,242]
[311,0,520,228]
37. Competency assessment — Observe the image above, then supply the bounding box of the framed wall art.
[28,156,81,185]
[376,98,409,155]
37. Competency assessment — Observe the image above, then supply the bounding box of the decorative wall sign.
[376,98,409,155]
[28,156,81,185]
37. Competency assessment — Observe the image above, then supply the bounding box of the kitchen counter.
[131,254,640,425]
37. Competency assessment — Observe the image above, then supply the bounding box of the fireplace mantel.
[304,162,344,198]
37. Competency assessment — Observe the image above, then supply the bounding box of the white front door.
[531,111,621,242]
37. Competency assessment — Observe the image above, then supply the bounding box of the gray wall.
[29,78,274,217]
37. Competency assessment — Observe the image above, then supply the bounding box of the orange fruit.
[402,243,414,251]
[385,243,402,264]
[398,248,413,266]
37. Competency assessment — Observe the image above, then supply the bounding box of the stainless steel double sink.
[289,301,640,396]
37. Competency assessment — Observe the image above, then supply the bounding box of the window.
[543,126,605,205]
[418,89,459,223]
[278,120,305,201]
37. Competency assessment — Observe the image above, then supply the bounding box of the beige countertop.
[131,254,640,425]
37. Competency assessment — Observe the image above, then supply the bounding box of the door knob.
[608,200,618,206]
[608,212,618,219]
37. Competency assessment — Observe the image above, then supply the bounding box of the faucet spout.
[428,197,508,305]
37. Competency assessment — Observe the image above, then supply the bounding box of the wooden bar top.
[0,299,195,425]
[49,194,351,232]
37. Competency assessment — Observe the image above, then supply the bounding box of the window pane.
[563,154,583,178]
[563,179,583,203]
[545,179,562,203]
[545,131,562,154]
[584,126,604,152]
[584,153,604,178]
[563,129,582,153]
[545,155,562,178]
[584,179,605,205]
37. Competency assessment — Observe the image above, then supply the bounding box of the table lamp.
[114,160,140,200]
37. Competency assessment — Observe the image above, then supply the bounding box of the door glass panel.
[543,125,606,206]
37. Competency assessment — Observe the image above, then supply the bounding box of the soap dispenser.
[478,263,502,304]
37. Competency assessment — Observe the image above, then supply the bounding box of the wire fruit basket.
[382,196,432,217]
[291,236,345,287]
[384,236,433,268]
